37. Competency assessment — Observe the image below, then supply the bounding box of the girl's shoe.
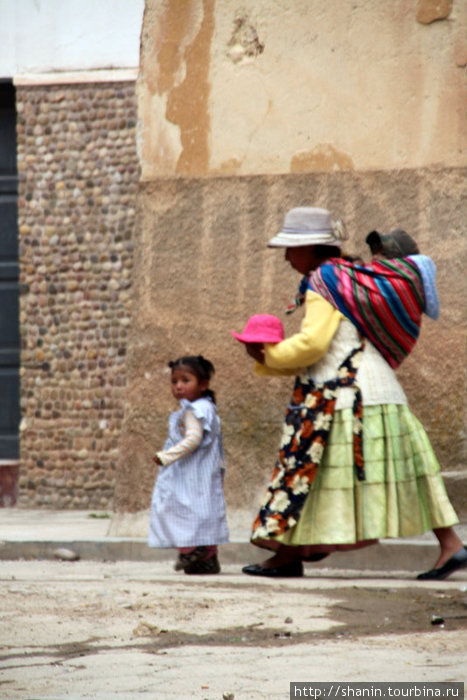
[184,554,221,575]
[174,546,208,571]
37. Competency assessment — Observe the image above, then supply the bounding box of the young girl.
[148,355,229,574]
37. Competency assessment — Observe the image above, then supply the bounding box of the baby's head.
[366,229,419,259]
[168,355,216,403]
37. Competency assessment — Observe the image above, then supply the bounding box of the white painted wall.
[0,0,144,77]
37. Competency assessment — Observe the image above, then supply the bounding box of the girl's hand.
[153,454,163,465]
[245,342,265,364]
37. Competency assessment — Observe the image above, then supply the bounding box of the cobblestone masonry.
[16,82,139,508]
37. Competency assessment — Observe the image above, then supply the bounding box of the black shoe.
[242,560,304,578]
[416,546,467,581]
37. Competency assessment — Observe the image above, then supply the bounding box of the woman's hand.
[245,342,265,364]
[152,454,163,465]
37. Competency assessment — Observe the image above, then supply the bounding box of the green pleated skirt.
[254,404,458,547]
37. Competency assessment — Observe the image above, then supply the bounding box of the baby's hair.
[168,355,216,403]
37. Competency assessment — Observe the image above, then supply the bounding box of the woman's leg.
[256,540,378,568]
[257,544,301,568]
[416,526,467,580]
[431,526,464,569]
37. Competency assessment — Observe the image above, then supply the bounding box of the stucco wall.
[113,169,467,521]
[138,0,467,178]
[112,0,467,525]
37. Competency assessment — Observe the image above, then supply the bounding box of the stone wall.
[17,81,139,508]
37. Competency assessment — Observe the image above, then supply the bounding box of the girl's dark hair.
[168,355,216,403]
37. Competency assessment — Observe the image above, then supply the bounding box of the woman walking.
[239,206,466,580]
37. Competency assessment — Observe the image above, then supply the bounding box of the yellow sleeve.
[254,360,297,377]
[259,292,343,373]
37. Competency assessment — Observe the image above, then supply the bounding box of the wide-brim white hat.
[268,206,347,247]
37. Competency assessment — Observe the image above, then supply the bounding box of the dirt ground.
[1,560,467,699]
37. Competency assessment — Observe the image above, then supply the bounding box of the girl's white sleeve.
[155,409,203,466]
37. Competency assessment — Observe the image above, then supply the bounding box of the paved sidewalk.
[1,508,466,574]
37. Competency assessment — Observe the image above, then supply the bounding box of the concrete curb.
[1,509,466,575]
[0,537,450,574]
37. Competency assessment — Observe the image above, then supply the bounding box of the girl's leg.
[202,545,218,559]
[177,545,217,559]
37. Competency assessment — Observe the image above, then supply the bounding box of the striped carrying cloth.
[308,258,426,368]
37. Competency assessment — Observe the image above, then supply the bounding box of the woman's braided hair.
[168,355,216,403]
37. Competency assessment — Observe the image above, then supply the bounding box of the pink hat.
[231,314,284,344]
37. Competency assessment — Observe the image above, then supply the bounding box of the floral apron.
[252,342,365,541]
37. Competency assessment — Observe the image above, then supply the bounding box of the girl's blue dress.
[149,397,229,548]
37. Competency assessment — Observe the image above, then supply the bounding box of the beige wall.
[112,0,467,523]
[113,169,467,520]
[138,0,467,178]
